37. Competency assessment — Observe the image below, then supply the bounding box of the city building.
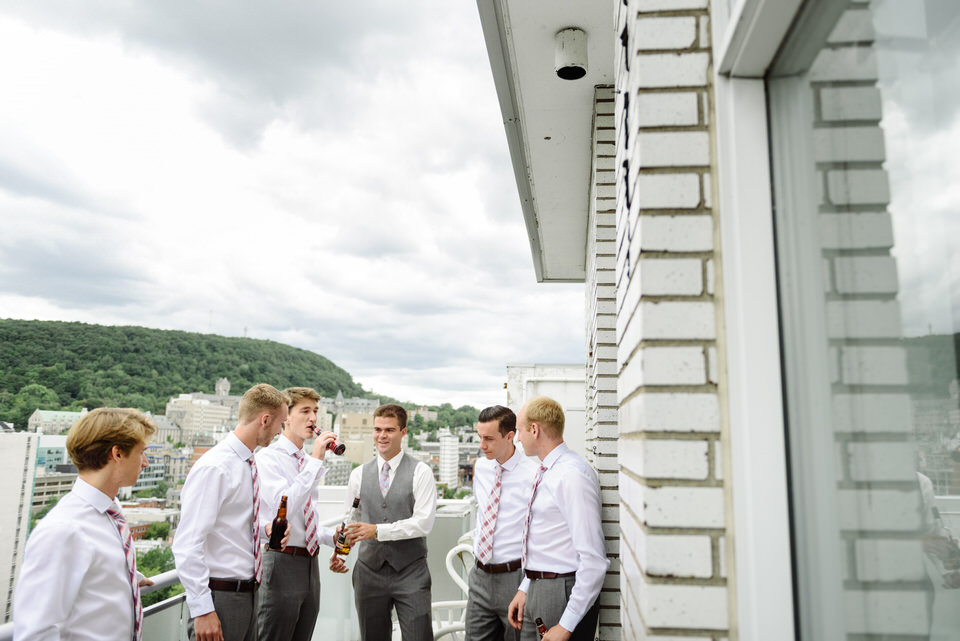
[27,408,87,435]
[505,363,587,458]
[409,406,438,423]
[319,458,353,487]
[321,390,380,416]
[338,413,375,466]
[35,435,69,474]
[437,428,459,487]
[475,0,960,639]
[0,432,38,622]
[30,472,76,511]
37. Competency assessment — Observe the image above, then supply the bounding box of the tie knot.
[106,508,126,524]
[294,450,305,461]
[383,461,390,472]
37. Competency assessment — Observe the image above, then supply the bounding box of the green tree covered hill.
[0,319,370,427]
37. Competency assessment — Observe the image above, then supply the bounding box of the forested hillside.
[0,319,369,427]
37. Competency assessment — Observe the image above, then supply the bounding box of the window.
[768,0,960,638]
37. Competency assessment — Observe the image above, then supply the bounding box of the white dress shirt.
[172,432,258,618]
[472,447,538,563]
[518,442,609,632]
[14,478,139,641]
[256,434,336,549]
[344,450,437,540]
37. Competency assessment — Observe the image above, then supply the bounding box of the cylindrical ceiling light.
[555,27,587,80]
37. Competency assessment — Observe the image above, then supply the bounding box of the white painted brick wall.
[640,485,725,528]
[635,173,701,208]
[828,8,875,44]
[820,86,883,121]
[853,539,926,582]
[619,346,707,388]
[842,441,917,482]
[635,131,710,167]
[826,300,902,339]
[637,0,707,10]
[819,213,893,249]
[620,393,720,433]
[635,17,698,51]
[636,258,703,295]
[636,53,710,88]
[636,93,700,128]
[844,590,928,635]
[809,47,878,82]
[635,581,729,629]
[837,489,922,531]
[814,127,886,163]
[633,527,713,578]
[826,168,891,205]
[637,215,713,251]
[631,301,716,341]
[839,345,909,386]
[832,393,912,432]
[833,256,899,294]
[621,437,710,479]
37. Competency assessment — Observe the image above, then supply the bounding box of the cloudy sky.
[0,1,585,408]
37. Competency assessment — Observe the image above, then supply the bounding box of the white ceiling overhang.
[476,0,614,283]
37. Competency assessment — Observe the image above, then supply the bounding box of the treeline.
[0,319,370,427]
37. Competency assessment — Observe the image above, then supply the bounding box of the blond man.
[173,383,289,641]
[14,408,157,641]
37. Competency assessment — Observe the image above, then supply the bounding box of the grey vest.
[357,454,428,571]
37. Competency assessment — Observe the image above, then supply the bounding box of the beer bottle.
[268,496,288,550]
[535,617,547,639]
[335,497,361,555]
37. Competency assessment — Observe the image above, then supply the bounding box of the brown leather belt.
[476,559,522,574]
[208,578,258,592]
[524,570,576,580]
[270,546,314,558]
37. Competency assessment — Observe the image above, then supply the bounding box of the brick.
[714,440,723,480]
[837,489,922,531]
[843,442,917,482]
[637,215,713,251]
[636,582,728,630]
[637,0,708,10]
[820,87,883,122]
[827,8,875,44]
[635,173,701,208]
[702,171,712,208]
[621,438,710,480]
[635,527,713,577]
[707,346,718,384]
[809,47,878,82]
[853,539,926,582]
[635,17,697,51]
[640,486,725,528]
[814,127,886,163]
[636,93,700,128]
[635,132,710,167]
[826,300,902,339]
[832,393,912,432]
[705,258,714,295]
[819,213,893,249]
[839,346,908,385]
[633,301,716,340]
[636,258,702,295]
[620,393,720,433]
[619,346,707,388]
[826,169,890,205]
[636,53,710,88]
[844,590,928,635]
[833,256,898,294]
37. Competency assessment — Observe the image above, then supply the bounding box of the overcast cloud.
[0,2,585,408]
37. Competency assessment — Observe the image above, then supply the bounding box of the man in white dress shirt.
[466,405,537,641]
[507,397,609,641]
[256,387,348,641]
[341,404,437,641]
[14,407,157,641]
[173,383,288,641]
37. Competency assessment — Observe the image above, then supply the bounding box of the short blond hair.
[238,384,288,423]
[524,396,565,438]
[67,408,157,472]
[284,387,321,409]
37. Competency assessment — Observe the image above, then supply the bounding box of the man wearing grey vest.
[342,404,437,641]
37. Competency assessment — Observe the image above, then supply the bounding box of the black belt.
[476,559,522,574]
[208,578,258,592]
[524,570,576,580]
[270,546,314,558]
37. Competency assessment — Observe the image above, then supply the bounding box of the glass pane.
[767,1,960,639]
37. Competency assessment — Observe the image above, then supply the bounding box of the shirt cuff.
[187,593,215,619]
[519,577,530,593]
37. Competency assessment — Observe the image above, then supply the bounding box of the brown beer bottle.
[335,497,361,555]
[268,496,288,550]
[535,617,547,638]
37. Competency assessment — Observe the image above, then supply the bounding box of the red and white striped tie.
[476,463,502,564]
[106,507,142,641]
[249,457,263,582]
[520,464,547,569]
[295,450,320,555]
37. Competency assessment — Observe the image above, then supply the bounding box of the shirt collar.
[277,433,302,456]
[500,446,524,471]
[378,450,404,470]
[540,441,569,469]
[72,477,118,514]
[226,431,255,461]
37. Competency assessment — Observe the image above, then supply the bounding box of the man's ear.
[110,445,124,463]
[529,422,540,438]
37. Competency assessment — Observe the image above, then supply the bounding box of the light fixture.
[555,28,587,80]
